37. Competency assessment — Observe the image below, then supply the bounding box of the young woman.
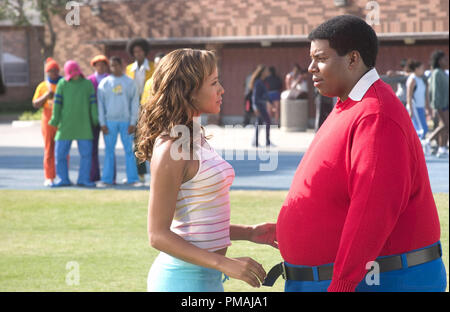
[406,60,432,144]
[135,49,277,292]
[249,65,275,147]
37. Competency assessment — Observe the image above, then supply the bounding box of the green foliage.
[0,0,68,26]
[18,107,42,120]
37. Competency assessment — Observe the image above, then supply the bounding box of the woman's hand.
[249,222,278,249]
[218,257,266,288]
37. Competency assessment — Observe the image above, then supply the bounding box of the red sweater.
[276,78,440,292]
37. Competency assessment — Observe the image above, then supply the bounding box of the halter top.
[170,139,235,252]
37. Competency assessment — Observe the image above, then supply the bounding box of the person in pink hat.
[48,60,99,187]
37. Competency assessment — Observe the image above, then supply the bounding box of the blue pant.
[55,139,93,185]
[253,102,271,146]
[411,106,428,140]
[102,121,139,184]
[285,241,447,292]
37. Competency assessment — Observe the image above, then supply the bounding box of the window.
[1,52,29,86]
[0,33,29,86]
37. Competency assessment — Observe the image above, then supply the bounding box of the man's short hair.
[308,15,378,68]
[110,56,122,65]
[126,37,150,57]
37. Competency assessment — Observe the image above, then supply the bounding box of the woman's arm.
[406,77,415,118]
[148,139,266,287]
[230,223,278,249]
[425,82,432,117]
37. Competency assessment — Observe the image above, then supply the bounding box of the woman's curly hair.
[135,48,217,162]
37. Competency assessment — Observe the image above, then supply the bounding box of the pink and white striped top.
[170,139,235,252]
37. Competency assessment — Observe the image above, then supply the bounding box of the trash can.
[280,98,309,132]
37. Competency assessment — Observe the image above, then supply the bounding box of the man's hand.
[128,125,136,135]
[47,90,54,100]
[101,126,109,135]
[248,223,278,249]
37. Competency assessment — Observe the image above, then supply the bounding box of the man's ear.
[347,51,361,69]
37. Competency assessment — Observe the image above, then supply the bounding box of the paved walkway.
[0,122,448,192]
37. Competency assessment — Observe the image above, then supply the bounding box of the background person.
[97,56,141,187]
[264,66,283,125]
[32,57,62,187]
[406,59,432,153]
[49,60,98,188]
[426,50,449,158]
[87,54,110,182]
[250,65,275,147]
[140,52,166,106]
[126,38,155,184]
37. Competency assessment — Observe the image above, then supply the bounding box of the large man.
[265,15,446,292]
[125,37,155,183]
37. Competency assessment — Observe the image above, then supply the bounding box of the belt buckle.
[281,262,287,280]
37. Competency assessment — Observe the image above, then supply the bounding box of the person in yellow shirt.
[140,52,165,106]
[126,38,156,183]
[32,58,62,186]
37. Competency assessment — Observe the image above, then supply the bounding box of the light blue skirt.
[147,252,226,292]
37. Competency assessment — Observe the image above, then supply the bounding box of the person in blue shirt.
[97,56,142,187]
[249,65,275,147]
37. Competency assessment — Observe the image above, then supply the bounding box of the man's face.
[47,68,59,81]
[94,61,109,75]
[308,39,349,98]
[133,46,146,63]
[110,61,123,76]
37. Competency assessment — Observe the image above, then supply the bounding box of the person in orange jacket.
[32,58,63,187]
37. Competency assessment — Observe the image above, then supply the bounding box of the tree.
[0,0,69,59]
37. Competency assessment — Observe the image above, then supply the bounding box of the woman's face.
[415,64,425,76]
[193,67,224,116]
[261,68,270,80]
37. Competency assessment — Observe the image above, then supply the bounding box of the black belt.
[262,243,442,286]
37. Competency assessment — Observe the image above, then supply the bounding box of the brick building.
[2,0,449,124]
[0,23,44,108]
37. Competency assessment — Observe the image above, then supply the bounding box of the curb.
[11,120,40,128]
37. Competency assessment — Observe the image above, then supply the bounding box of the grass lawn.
[0,190,448,292]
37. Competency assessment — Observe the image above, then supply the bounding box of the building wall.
[48,0,449,75]
[36,0,450,122]
[0,26,44,107]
